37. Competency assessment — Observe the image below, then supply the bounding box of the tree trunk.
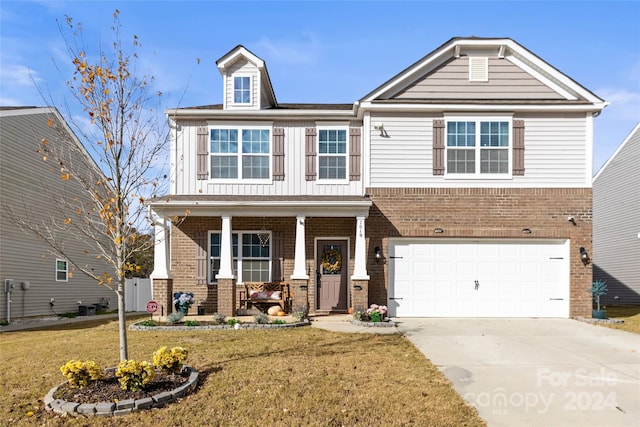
[117,281,128,360]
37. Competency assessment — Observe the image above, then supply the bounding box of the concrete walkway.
[395,318,640,427]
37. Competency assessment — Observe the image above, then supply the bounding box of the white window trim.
[444,115,513,180]
[207,123,272,183]
[316,124,349,184]
[56,259,68,282]
[232,74,252,106]
[208,230,272,284]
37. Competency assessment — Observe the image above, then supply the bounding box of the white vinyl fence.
[124,278,152,312]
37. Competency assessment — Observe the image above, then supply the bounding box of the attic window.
[234,76,251,104]
[469,57,488,82]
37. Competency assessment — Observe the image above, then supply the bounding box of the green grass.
[600,306,640,334]
[0,317,485,426]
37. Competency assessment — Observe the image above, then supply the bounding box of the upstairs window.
[210,128,270,180]
[234,76,251,104]
[446,120,510,176]
[318,129,347,180]
[210,232,270,283]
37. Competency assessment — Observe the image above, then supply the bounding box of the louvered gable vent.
[469,56,488,82]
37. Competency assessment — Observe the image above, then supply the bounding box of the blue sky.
[1,1,638,174]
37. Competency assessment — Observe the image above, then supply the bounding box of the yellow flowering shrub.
[153,346,188,375]
[115,359,155,391]
[60,359,103,388]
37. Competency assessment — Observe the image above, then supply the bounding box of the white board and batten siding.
[388,239,570,318]
[172,120,364,197]
[368,113,591,188]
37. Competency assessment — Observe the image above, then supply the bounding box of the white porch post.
[150,211,171,279]
[291,215,309,279]
[351,215,370,280]
[216,215,235,279]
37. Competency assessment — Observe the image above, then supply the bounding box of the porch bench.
[240,282,290,313]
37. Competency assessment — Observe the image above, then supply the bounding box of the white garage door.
[388,239,569,318]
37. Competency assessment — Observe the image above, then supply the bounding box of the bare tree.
[9,10,167,360]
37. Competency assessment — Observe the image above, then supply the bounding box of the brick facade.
[156,187,591,318]
[366,187,593,317]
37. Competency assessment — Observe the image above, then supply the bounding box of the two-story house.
[149,37,606,318]
[0,107,114,319]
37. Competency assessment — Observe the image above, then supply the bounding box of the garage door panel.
[388,239,569,318]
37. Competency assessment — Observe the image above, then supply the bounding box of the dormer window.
[234,76,251,104]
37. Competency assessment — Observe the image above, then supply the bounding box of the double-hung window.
[318,129,347,180]
[210,232,270,283]
[56,259,68,282]
[210,128,270,180]
[233,76,251,104]
[446,119,510,176]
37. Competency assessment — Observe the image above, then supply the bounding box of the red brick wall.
[366,187,592,317]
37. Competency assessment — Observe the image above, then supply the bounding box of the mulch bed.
[53,370,188,404]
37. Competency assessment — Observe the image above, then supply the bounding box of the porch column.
[351,215,369,280]
[216,215,234,279]
[150,211,171,279]
[216,215,235,316]
[291,215,309,279]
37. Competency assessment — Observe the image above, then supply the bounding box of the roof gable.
[361,37,606,109]
[216,45,277,109]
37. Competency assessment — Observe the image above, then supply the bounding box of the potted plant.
[591,280,607,319]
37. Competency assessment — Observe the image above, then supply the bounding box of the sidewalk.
[1,312,399,334]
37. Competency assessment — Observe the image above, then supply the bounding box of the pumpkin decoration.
[348,307,353,314]
[267,306,281,316]
[277,311,286,317]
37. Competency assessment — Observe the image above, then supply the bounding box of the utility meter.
[4,279,15,293]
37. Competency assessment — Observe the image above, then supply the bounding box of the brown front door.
[317,240,348,311]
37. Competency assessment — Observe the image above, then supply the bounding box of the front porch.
[149,196,373,317]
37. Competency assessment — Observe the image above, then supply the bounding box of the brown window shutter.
[272,128,285,181]
[349,127,361,181]
[271,231,284,282]
[196,127,209,180]
[195,231,208,285]
[305,127,317,181]
[512,120,525,176]
[433,119,445,175]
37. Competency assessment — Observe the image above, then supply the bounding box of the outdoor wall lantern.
[434,227,444,233]
[580,247,590,265]
[522,228,532,234]
[354,285,363,291]
[374,246,382,263]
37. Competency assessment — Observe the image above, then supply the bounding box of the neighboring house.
[593,123,640,306]
[149,37,607,318]
[0,107,113,320]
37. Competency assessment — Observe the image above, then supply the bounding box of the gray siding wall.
[395,57,563,100]
[0,109,115,319]
[593,124,640,305]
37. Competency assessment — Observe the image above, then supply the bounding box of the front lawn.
[1,317,485,426]
[600,306,640,334]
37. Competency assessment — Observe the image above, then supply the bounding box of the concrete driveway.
[396,318,640,427]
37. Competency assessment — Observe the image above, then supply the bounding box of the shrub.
[272,319,287,325]
[153,346,189,375]
[115,359,155,391]
[60,360,103,388]
[254,313,269,324]
[184,320,199,327]
[353,311,364,321]
[226,318,240,326]
[167,311,184,324]
[212,313,226,325]
[138,319,158,327]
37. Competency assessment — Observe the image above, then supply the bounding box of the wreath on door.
[321,248,342,273]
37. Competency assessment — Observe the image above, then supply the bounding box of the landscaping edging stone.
[573,316,625,325]
[44,366,199,417]
[129,318,310,331]
[351,319,396,328]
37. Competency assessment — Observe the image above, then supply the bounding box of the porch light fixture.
[568,216,576,225]
[522,228,532,234]
[354,285,363,291]
[374,246,382,263]
[434,227,444,233]
[579,247,590,265]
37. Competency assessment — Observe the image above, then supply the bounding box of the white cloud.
[253,34,322,66]
[597,87,640,121]
[1,63,41,86]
